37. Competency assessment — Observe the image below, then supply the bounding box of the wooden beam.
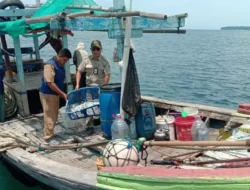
[142,96,248,124]
[32,33,40,60]
[13,36,30,116]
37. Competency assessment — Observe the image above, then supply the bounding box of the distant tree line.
[221,26,250,30]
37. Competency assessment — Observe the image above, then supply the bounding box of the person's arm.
[75,70,82,90]
[47,82,67,100]
[104,59,111,85]
[104,74,110,84]
[75,59,86,90]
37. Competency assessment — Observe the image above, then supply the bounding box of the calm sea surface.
[1,29,250,189]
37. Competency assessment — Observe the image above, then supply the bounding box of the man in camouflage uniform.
[75,40,111,127]
[75,40,110,89]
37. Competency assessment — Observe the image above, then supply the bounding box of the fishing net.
[122,49,141,118]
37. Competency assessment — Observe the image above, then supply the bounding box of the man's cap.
[91,40,102,48]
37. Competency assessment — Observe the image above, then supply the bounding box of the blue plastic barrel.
[135,101,156,139]
[99,83,121,139]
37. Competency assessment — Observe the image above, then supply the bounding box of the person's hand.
[75,84,79,90]
[62,93,67,101]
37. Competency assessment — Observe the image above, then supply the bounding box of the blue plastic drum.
[99,83,121,139]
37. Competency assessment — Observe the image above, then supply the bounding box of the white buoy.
[102,139,139,167]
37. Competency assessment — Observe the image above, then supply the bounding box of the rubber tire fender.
[0,0,25,20]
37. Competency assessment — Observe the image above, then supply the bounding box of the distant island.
[221,26,250,30]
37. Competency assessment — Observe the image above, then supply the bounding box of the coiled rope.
[4,84,17,119]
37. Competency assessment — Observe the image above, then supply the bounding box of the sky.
[23,0,250,30]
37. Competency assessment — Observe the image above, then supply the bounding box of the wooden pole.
[67,11,94,19]
[13,36,30,116]
[1,35,13,81]
[113,0,125,62]
[29,140,109,153]
[143,140,250,147]
[175,13,188,19]
[32,33,40,60]
[120,1,132,119]
[36,0,40,6]
[91,11,167,20]
[25,12,66,24]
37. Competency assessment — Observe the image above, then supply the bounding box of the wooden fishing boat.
[2,98,250,190]
[1,0,250,190]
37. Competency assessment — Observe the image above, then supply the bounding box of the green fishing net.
[0,0,99,38]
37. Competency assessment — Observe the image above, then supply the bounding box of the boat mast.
[36,0,40,6]
[120,0,132,119]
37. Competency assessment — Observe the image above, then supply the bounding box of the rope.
[4,85,17,119]
[141,146,148,166]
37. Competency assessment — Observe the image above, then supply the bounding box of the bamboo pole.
[25,11,93,24]
[143,140,250,147]
[67,11,94,19]
[140,12,167,19]
[175,13,188,19]
[91,11,167,20]
[29,140,109,153]
[92,11,140,18]
[25,12,67,24]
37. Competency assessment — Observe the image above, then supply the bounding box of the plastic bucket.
[166,116,175,140]
[174,116,195,141]
[99,83,121,139]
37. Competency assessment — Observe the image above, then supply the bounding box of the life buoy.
[0,0,25,20]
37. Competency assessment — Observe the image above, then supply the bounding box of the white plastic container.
[156,116,176,140]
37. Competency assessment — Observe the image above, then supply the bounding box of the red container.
[174,116,195,141]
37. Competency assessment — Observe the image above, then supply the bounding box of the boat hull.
[97,166,250,190]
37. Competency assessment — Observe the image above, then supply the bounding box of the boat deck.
[2,110,250,189]
[1,111,188,170]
